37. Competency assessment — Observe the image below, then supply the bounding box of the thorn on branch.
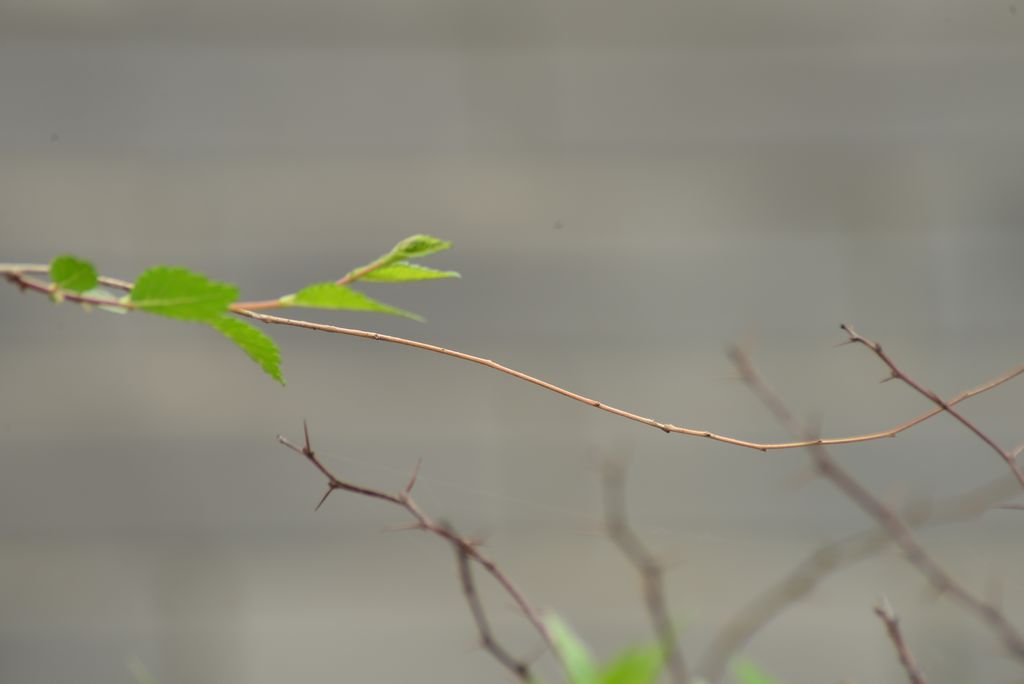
[302,419,313,456]
[405,457,422,495]
[315,486,335,511]
[277,435,304,455]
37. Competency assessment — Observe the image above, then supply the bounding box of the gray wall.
[2,2,1024,682]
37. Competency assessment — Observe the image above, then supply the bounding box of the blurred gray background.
[2,2,1024,682]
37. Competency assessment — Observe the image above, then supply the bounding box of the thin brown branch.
[448,522,533,681]
[5,272,132,309]
[602,461,688,684]
[729,347,1024,665]
[278,422,553,681]
[4,264,1023,454]
[841,324,1024,488]
[874,597,927,684]
[240,308,1023,453]
[698,466,1019,682]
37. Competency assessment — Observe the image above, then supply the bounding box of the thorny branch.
[4,264,1023,455]
[278,422,550,682]
[842,324,1024,488]
[729,346,1024,665]
[697,467,1020,682]
[449,523,533,681]
[601,462,688,684]
[874,597,927,684]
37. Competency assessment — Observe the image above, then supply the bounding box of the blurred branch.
[601,461,688,684]
[278,421,550,682]
[5,264,1023,454]
[874,597,927,684]
[697,466,1019,682]
[842,324,1024,488]
[448,522,533,681]
[728,346,1024,665]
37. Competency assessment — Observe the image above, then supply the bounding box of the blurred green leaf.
[732,659,782,684]
[126,657,159,684]
[130,266,238,321]
[546,615,599,684]
[385,234,452,262]
[208,316,284,384]
[599,646,664,684]
[50,255,98,292]
[80,287,129,313]
[360,262,460,282]
[281,282,422,321]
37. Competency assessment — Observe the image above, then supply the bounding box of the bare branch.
[874,597,927,684]
[842,324,1024,488]
[698,468,1019,682]
[448,522,533,681]
[602,461,688,684]
[278,424,554,681]
[729,347,1024,665]
[239,307,1024,453]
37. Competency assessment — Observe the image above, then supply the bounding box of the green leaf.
[599,646,664,684]
[281,283,423,321]
[208,316,284,384]
[360,261,460,282]
[130,266,238,321]
[386,234,452,262]
[126,657,159,684]
[50,255,98,292]
[546,615,599,684]
[732,659,782,684]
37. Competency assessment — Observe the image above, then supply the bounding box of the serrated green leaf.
[130,266,238,321]
[732,659,782,684]
[360,261,460,282]
[50,255,98,292]
[281,283,423,321]
[599,646,663,684]
[208,316,284,384]
[546,615,599,684]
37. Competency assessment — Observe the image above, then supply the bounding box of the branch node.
[314,485,336,511]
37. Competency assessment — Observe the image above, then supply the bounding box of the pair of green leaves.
[546,615,781,684]
[547,615,664,684]
[48,235,458,385]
